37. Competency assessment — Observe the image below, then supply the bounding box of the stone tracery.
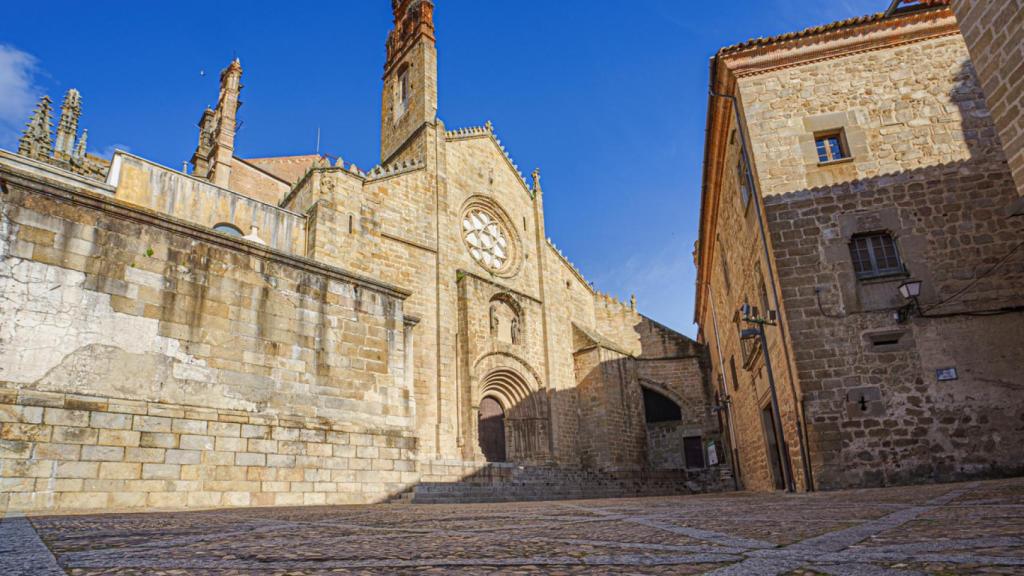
[463,208,509,271]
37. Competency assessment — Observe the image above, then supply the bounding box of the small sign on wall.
[706,441,719,466]
[936,367,958,381]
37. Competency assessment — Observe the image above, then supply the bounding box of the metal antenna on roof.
[316,127,321,155]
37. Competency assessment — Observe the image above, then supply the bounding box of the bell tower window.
[396,67,410,120]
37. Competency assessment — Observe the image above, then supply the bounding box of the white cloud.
[0,44,41,150]
[92,143,130,160]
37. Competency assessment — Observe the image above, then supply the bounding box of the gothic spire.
[18,95,54,160]
[54,88,82,157]
[73,128,88,162]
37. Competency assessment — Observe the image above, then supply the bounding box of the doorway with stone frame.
[478,396,507,462]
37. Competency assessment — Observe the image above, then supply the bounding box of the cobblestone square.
[2,478,1023,575]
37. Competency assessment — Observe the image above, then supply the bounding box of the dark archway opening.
[642,387,681,423]
[478,396,507,462]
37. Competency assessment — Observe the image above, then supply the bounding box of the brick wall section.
[952,0,1024,209]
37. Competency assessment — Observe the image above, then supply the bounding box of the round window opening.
[463,209,510,272]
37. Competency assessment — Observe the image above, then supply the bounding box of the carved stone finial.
[72,128,88,162]
[18,95,54,160]
[485,120,493,132]
[243,226,265,245]
[531,168,542,194]
[630,294,637,310]
[55,88,82,158]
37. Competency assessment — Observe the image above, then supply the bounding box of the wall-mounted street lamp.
[898,279,922,300]
[896,279,923,323]
[739,303,796,493]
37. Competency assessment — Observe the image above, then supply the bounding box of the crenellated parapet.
[594,289,639,315]
[546,237,592,293]
[365,156,427,182]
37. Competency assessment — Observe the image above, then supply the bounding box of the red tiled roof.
[718,0,950,54]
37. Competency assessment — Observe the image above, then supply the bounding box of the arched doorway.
[478,396,506,462]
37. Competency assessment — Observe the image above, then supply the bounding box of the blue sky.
[0,0,884,336]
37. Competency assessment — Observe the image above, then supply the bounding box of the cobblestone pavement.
[2,478,1023,575]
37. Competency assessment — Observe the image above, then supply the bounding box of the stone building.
[0,0,727,513]
[695,0,1024,492]
[949,0,1024,215]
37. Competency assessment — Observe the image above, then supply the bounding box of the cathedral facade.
[0,0,726,513]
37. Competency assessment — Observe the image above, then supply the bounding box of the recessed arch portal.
[476,366,547,463]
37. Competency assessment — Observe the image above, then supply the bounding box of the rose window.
[463,209,509,271]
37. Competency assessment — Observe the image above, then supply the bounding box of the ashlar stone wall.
[0,155,418,513]
[743,33,1024,489]
[952,0,1024,211]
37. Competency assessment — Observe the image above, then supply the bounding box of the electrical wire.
[921,239,1024,313]
[815,288,844,319]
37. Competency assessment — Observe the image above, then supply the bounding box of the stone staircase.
[388,462,734,504]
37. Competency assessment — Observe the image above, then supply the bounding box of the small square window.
[850,232,904,279]
[815,131,849,163]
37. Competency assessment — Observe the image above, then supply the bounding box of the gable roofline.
[445,121,536,198]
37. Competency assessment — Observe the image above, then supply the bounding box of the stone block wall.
[952,0,1024,210]
[0,155,418,513]
[744,32,1024,489]
[110,153,306,254]
[0,388,417,512]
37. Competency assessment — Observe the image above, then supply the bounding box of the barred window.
[815,131,848,163]
[850,232,903,279]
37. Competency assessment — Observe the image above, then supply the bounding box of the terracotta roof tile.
[718,0,950,54]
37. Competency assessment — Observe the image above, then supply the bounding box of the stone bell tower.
[192,58,242,188]
[380,0,437,162]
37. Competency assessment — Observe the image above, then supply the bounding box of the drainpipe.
[708,86,814,492]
